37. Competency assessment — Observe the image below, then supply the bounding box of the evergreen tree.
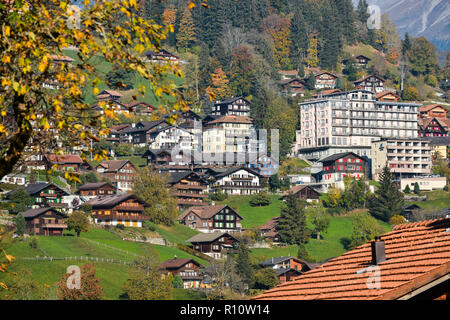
[402,32,411,56]
[298,64,305,78]
[368,165,404,222]
[413,182,421,195]
[14,213,26,236]
[297,243,312,261]
[289,8,308,69]
[276,193,308,245]
[306,72,316,90]
[235,243,253,288]
[403,184,411,194]
[176,7,196,51]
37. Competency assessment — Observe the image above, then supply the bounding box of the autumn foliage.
[57,264,103,300]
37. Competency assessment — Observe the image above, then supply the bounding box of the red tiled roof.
[375,91,399,99]
[97,159,133,172]
[419,104,446,113]
[260,216,280,231]
[45,154,84,164]
[207,115,254,125]
[252,218,450,300]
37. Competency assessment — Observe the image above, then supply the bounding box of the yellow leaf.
[93,87,99,95]
[0,282,8,290]
[188,2,195,10]
[2,56,10,63]
[43,120,50,131]
[4,26,10,37]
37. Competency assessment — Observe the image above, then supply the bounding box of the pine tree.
[276,193,308,245]
[403,184,411,194]
[177,7,196,51]
[368,165,404,222]
[235,243,253,288]
[289,8,308,69]
[413,182,421,195]
[306,72,316,90]
[297,243,312,261]
[402,32,411,56]
[14,213,26,236]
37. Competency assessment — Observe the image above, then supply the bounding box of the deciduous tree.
[57,264,103,300]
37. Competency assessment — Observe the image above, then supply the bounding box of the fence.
[82,238,142,258]
[19,256,133,265]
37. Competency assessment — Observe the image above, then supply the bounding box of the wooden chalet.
[177,205,243,233]
[312,71,338,89]
[353,75,385,93]
[419,104,448,119]
[282,185,321,202]
[160,257,203,288]
[144,49,179,63]
[44,154,92,173]
[77,182,116,198]
[22,207,67,236]
[186,232,239,259]
[86,193,149,227]
[7,182,69,209]
[120,120,168,145]
[212,97,250,117]
[96,89,123,102]
[125,101,154,116]
[95,160,137,191]
[375,91,400,102]
[209,167,262,196]
[279,78,306,97]
[259,216,281,243]
[418,117,450,137]
[259,256,314,283]
[168,171,208,210]
[142,149,192,167]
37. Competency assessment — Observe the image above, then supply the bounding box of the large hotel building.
[294,90,422,161]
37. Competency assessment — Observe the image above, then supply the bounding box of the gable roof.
[282,185,321,197]
[260,216,280,231]
[186,232,238,244]
[319,152,366,163]
[160,258,202,269]
[354,75,385,84]
[206,115,254,125]
[22,207,66,219]
[420,104,447,113]
[375,91,400,100]
[215,96,250,105]
[121,119,167,134]
[7,182,70,197]
[167,171,203,185]
[260,256,304,267]
[253,218,450,300]
[45,154,85,164]
[177,205,242,221]
[77,182,115,192]
[213,166,261,179]
[96,160,135,172]
[85,194,148,208]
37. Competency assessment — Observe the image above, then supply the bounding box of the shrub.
[116,224,125,230]
[209,190,228,201]
[249,192,272,207]
[29,236,39,249]
[389,215,406,226]
[403,184,411,194]
[172,275,184,289]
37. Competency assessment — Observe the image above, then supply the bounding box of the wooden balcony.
[93,214,150,221]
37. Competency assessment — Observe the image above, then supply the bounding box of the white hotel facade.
[294,90,422,161]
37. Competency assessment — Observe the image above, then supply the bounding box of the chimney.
[371,236,386,265]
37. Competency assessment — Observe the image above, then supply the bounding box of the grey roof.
[121,120,167,134]
[85,194,148,208]
[215,96,250,105]
[275,267,302,277]
[7,183,70,198]
[213,166,261,179]
[319,152,365,163]
[259,256,293,267]
[185,232,237,243]
[77,182,114,191]
[421,136,450,146]
[22,207,66,218]
[168,171,195,184]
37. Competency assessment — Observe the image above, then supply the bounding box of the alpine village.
[1,0,450,301]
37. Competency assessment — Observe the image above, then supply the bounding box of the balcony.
[93,214,150,221]
[231,176,253,181]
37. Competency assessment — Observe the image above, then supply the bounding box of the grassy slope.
[406,190,450,214]
[61,49,182,106]
[5,227,207,299]
[250,213,391,263]
[216,194,283,229]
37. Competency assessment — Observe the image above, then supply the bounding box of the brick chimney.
[371,236,386,265]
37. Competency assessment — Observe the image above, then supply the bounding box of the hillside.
[3,227,208,300]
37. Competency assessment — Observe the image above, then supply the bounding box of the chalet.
[86,193,149,227]
[107,124,131,143]
[259,257,314,283]
[177,205,243,233]
[343,55,371,67]
[120,120,168,146]
[313,71,338,90]
[278,70,299,80]
[1,173,27,186]
[186,232,239,259]
[253,218,450,300]
[212,97,250,117]
[246,154,279,178]
[259,216,281,243]
[96,89,123,102]
[375,91,400,102]
[147,125,197,151]
[42,55,75,89]
[142,149,193,167]
[419,104,448,119]
[77,182,116,198]
[125,101,154,116]
[282,185,321,202]
[319,152,368,189]
[418,117,450,137]
[95,160,137,191]
[144,49,180,64]
[160,257,203,289]
[44,154,91,173]
[176,109,202,135]
[22,207,67,236]
[353,75,385,93]
[279,78,306,97]
[401,204,423,221]
[209,167,262,196]
[168,171,208,209]
[7,182,69,209]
